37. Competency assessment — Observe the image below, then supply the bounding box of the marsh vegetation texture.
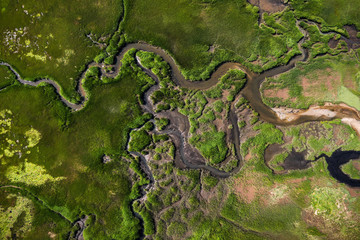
[1,0,360,239]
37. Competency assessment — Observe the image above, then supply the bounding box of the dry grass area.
[301,68,341,100]
[233,167,269,204]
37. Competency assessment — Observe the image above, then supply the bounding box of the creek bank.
[319,150,360,187]
[272,103,360,135]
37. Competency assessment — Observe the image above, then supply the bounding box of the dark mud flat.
[320,149,360,187]
[265,145,312,171]
[282,149,311,170]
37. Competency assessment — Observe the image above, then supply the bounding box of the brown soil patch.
[328,38,338,49]
[302,210,331,239]
[235,183,257,203]
[244,153,252,161]
[248,0,286,13]
[264,88,289,99]
[233,170,267,204]
[200,187,218,202]
[353,161,360,171]
[333,125,345,145]
[346,186,360,197]
[213,118,226,132]
[287,176,307,184]
[301,68,341,99]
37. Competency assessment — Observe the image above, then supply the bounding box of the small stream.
[319,150,360,187]
[1,19,360,184]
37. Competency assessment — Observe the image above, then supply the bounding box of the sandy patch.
[341,118,360,136]
[272,105,337,122]
[48,232,56,239]
[301,108,337,118]
[267,184,290,205]
[272,107,299,121]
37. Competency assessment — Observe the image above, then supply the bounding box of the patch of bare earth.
[333,125,345,145]
[264,88,289,99]
[346,186,360,197]
[248,0,286,13]
[287,176,307,184]
[302,210,337,240]
[48,232,56,239]
[233,170,267,204]
[244,153,252,161]
[208,44,219,53]
[234,179,257,203]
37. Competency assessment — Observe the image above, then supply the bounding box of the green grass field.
[123,0,305,78]
[0,0,123,102]
[0,52,150,238]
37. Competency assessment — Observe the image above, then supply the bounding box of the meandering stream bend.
[1,21,360,184]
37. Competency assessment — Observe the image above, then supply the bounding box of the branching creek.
[2,18,360,238]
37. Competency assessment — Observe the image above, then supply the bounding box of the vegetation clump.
[128,129,152,152]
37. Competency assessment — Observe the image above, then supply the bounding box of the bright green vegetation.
[6,161,66,186]
[0,0,123,102]
[341,160,360,179]
[190,130,228,164]
[128,129,152,152]
[299,21,347,58]
[310,187,350,221]
[24,128,41,147]
[206,69,247,101]
[154,118,169,131]
[261,52,360,109]
[337,86,360,110]
[0,188,71,239]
